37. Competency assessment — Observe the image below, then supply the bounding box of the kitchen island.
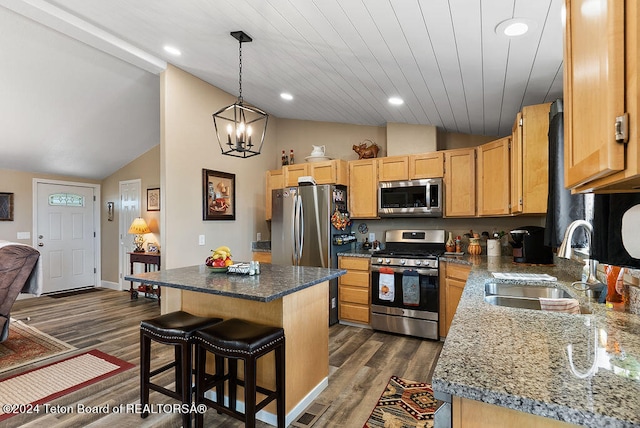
[433,255,640,428]
[125,263,346,427]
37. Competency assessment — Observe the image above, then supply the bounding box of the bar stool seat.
[194,318,285,428]
[140,310,222,428]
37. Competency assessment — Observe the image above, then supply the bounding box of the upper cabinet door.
[378,156,409,181]
[444,148,476,217]
[564,0,626,189]
[409,152,444,179]
[477,137,511,216]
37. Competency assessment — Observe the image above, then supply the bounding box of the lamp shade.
[128,217,151,235]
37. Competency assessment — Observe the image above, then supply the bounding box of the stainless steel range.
[370,229,445,340]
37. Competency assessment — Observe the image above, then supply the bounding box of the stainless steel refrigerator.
[271,184,354,325]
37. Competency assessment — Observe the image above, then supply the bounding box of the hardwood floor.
[6,289,442,427]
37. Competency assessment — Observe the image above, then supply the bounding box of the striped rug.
[0,349,134,421]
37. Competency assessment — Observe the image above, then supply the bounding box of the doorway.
[119,179,141,291]
[33,179,100,293]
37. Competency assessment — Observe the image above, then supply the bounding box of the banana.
[215,246,232,254]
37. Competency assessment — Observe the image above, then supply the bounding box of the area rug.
[0,349,134,421]
[0,319,76,374]
[364,376,441,428]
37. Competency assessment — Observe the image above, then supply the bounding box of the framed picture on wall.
[147,188,160,211]
[202,169,235,221]
[0,192,14,221]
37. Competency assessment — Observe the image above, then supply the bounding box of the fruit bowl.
[207,266,228,273]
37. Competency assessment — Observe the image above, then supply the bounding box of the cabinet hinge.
[615,113,629,143]
[519,118,523,127]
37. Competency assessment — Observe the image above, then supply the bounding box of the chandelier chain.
[238,40,243,102]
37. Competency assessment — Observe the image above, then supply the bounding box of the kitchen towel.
[402,270,420,306]
[592,193,640,269]
[539,298,580,314]
[379,267,395,301]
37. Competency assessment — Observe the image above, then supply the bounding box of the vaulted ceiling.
[0,0,564,179]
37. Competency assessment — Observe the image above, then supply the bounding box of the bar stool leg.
[276,344,286,428]
[228,358,238,411]
[140,331,151,418]
[215,355,225,412]
[244,355,257,428]
[195,345,206,428]
[180,342,193,428]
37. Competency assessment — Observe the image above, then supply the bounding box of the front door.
[36,182,96,293]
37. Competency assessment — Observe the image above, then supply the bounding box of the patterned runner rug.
[364,376,441,428]
[0,319,76,374]
[0,349,134,421]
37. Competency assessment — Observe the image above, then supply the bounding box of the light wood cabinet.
[348,159,378,218]
[378,156,409,181]
[409,152,444,179]
[564,0,640,192]
[477,137,511,216]
[251,251,272,263]
[444,148,476,217]
[338,256,370,325]
[510,103,550,214]
[309,159,348,185]
[265,169,284,221]
[453,396,579,428]
[440,262,470,337]
[511,112,524,214]
[283,164,309,187]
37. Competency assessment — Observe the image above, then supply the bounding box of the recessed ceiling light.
[495,18,536,38]
[388,97,404,105]
[163,45,181,56]
[280,93,293,101]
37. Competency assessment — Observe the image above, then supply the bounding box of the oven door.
[370,265,438,313]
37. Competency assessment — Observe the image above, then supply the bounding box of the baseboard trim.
[205,376,329,426]
[100,280,120,290]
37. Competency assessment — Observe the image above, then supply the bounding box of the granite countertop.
[125,263,346,302]
[432,255,640,427]
[337,249,375,257]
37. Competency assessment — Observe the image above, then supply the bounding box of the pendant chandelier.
[213,31,268,158]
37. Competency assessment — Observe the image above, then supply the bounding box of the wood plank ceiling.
[0,0,564,178]
[47,0,564,137]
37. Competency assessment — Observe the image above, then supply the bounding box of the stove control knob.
[376,258,383,264]
[385,258,391,264]
[415,260,422,266]
[400,259,406,265]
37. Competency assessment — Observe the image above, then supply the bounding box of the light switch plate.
[198,235,205,245]
[17,232,30,239]
[369,232,375,242]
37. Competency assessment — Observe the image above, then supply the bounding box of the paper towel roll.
[487,239,501,257]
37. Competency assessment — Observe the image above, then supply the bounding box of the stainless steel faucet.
[558,220,599,285]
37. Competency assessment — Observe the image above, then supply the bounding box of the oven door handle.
[371,266,438,276]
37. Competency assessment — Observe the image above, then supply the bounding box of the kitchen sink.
[485,282,572,299]
[484,282,591,314]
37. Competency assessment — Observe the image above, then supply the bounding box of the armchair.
[0,243,40,342]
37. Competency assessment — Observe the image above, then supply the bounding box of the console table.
[128,252,161,304]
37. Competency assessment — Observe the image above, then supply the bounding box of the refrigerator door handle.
[298,194,304,262]
[291,194,298,265]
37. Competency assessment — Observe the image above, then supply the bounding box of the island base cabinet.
[181,282,329,420]
[453,396,579,427]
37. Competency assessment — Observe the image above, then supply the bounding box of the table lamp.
[128,217,151,253]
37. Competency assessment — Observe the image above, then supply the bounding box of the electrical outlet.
[198,235,205,245]
[369,232,375,242]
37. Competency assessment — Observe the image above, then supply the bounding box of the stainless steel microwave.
[378,178,443,217]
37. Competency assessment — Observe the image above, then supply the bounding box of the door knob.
[38,235,43,239]
[38,243,44,247]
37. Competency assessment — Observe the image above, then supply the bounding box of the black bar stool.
[193,318,285,428]
[140,310,222,428]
